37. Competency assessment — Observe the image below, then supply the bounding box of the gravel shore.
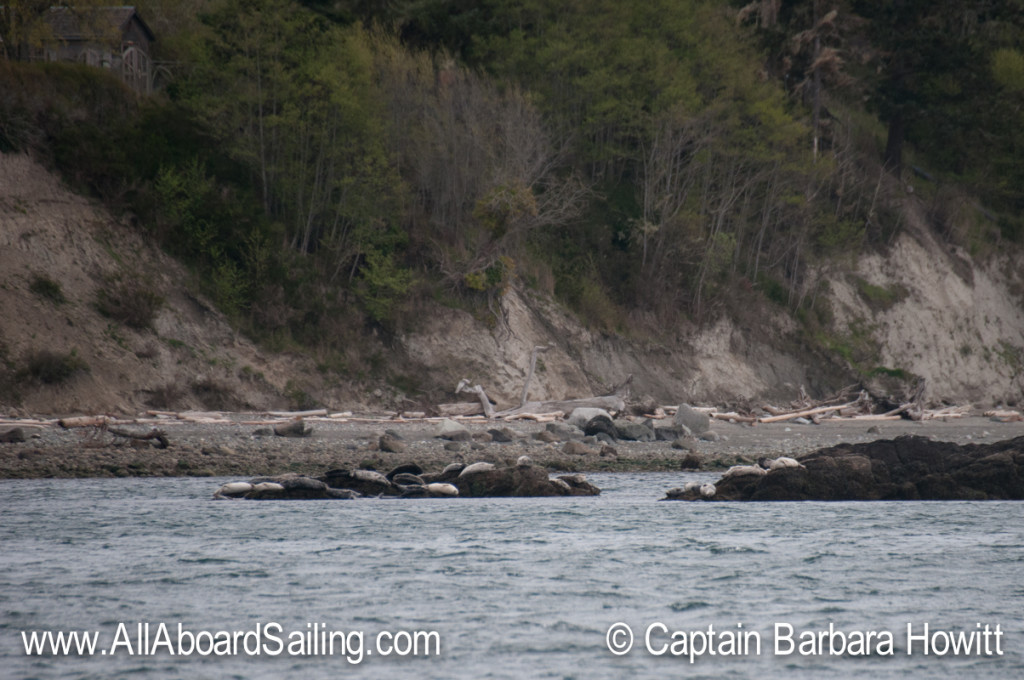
[2,414,1022,480]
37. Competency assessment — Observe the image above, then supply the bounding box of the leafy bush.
[29,274,66,305]
[96,276,164,330]
[20,349,89,384]
[191,377,240,411]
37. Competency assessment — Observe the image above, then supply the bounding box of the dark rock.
[672,435,1024,501]
[472,431,493,443]
[385,463,423,480]
[0,427,27,443]
[392,472,426,486]
[628,395,660,417]
[557,473,602,496]
[583,415,617,439]
[679,453,702,470]
[487,427,516,443]
[613,419,655,442]
[454,464,601,498]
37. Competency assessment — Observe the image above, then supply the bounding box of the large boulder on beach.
[673,404,709,435]
[613,419,655,442]
[666,435,1024,501]
[568,408,612,429]
[435,419,471,441]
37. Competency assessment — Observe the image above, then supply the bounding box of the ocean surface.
[1,473,1022,679]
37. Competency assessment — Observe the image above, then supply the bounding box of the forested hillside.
[2,0,1023,409]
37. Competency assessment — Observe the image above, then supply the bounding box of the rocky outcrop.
[214,474,358,500]
[215,459,601,500]
[454,462,600,497]
[664,435,1024,501]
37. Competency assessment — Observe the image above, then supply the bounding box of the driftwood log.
[454,372,633,420]
[108,426,170,449]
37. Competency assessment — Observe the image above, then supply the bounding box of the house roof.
[46,6,156,43]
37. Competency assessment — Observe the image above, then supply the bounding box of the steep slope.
[1,152,1021,416]
[827,200,1024,405]
[0,152,351,415]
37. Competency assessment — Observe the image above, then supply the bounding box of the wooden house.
[39,6,156,92]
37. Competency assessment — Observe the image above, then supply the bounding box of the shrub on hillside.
[96,277,164,330]
[20,349,89,385]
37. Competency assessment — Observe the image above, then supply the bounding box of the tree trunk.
[884,112,904,178]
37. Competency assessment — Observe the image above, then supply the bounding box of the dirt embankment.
[1,415,1021,480]
[2,152,1022,419]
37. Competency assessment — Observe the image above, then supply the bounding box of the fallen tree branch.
[758,400,860,424]
[495,395,626,419]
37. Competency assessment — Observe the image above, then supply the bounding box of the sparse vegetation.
[853,277,908,312]
[146,382,186,409]
[1,0,1023,406]
[191,377,239,411]
[19,349,89,385]
[284,380,318,411]
[96,275,164,330]
[29,274,66,305]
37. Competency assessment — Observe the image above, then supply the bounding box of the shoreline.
[2,414,1022,480]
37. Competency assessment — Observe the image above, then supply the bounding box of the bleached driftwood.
[455,379,496,418]
[495,394,626,419]
[711,412,758,424]
[452,372,632,420]
[265,409,328,418]
[520,345,550,407]
[437,402,486,417]
[758,400,861,424]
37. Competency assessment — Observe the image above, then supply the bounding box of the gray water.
[1,474,1022,679]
